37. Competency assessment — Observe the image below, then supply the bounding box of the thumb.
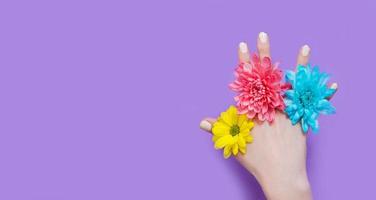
[199,118,216,133]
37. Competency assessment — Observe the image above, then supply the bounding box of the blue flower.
[284,65,336,133]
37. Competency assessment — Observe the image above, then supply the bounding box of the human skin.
[199,32,338,200]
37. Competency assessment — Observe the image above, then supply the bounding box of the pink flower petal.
[229,53,286,122]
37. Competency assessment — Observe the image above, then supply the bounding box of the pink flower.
[229,54,286,122]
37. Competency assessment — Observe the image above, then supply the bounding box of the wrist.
[256,170,312,200]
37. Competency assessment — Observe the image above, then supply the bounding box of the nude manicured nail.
[330,83,338,90]
[199,120,212,132]
[259,32,268,43]
[301,45,310,56]
[239,42,248,53]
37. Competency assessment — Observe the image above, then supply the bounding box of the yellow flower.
[212,105,254,159]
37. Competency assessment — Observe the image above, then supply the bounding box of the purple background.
[0,0,375,199]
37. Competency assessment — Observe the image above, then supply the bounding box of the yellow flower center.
[230,125,240,136]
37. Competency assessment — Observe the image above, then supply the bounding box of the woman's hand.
[199,32,337,200]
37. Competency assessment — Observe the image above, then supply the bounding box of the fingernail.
[301,45,310,56]
[239,42,248,53]
[199,120,212,132]
[330,83,338,90]
[259,32,268,43]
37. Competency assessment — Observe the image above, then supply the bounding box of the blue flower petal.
[291,109,303,125]
[304,109,313,118]
[297,65,307,71]
[301,118,309,133]
[323,88,336,99]
[283,65,336,134]
[285,105,298,116]
[318,72,330,87]
[284,99,293,106]
[309,111,319,121]
[317,99,336,114]
[285,90,295,99]
[285,70,295,85]
[309,119,319,133]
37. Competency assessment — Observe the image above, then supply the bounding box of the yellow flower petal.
[240,120,254,132]
[231,135,239,146]
[212,135,221,142]
[220,106,237,125]
[211,106,255,159]
[239,130,250,137]
[245,135,253,143]
[212,122,230,136]
[223,145,231,159]
[227,105,238,118]
[232,144,239,155]
[237,114,247,127]
[238,135,246,148]
[239,146,246,154]
[214,135,232,149]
